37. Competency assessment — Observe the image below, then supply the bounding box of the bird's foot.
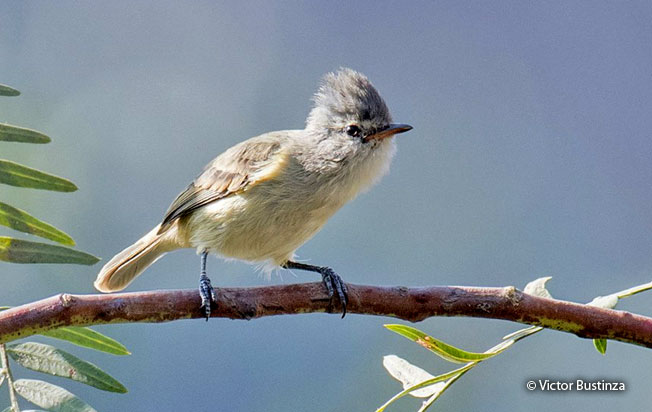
[283,260,349,317]
[319,266,349,318]
[199,273,216,321]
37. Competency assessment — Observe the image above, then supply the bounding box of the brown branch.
[1,283,651,348]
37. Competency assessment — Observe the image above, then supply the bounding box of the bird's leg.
[199,250,216,321]
[283,260,349,318]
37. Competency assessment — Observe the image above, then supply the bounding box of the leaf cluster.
[379,277,652,411]
[1,324,129,412]
[1,83,127,412]
[0,84,98,265]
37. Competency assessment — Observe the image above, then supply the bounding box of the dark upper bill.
[365,123,413,142]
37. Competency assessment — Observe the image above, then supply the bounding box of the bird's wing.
[158,133,290,232]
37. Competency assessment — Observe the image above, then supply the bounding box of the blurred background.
[1,1,651,411]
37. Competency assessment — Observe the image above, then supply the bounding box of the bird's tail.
[94,224,178,293]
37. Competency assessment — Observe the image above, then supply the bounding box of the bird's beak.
[365,123,413,142]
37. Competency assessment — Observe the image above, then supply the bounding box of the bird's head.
[305,68,412,147]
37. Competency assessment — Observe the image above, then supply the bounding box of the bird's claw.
[320,267,349,318]
[199,273,216,321]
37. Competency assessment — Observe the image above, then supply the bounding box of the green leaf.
[0,84,20,97]
[417,374,469,412]
[417,370,470,412]
[593,338,607,355]
[0,124,50,144]
[0,237,99,265]
[0,160,77,192]
[0,202,75,245]
[41,327,130,356]
[13,379,97,412]
[8,342,127,393]
[502,325,542,342]
[385,325,497,363]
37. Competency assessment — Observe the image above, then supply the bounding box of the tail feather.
[94,225,176,292]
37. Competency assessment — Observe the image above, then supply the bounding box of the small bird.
[94,68,412,319]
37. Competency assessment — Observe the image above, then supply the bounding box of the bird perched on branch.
[94,68,412,319]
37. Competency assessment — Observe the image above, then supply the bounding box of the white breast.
[184,138,396,266]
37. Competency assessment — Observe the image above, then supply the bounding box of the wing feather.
[158,134,289,232]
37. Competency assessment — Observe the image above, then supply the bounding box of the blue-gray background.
[1,2,651,411]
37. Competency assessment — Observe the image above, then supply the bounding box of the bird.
[94,68,412,319]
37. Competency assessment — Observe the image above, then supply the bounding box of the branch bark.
[1,282,651,348]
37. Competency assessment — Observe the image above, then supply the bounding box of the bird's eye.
[345,125,361,137]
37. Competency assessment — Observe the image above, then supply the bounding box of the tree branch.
[1,283,651,348]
